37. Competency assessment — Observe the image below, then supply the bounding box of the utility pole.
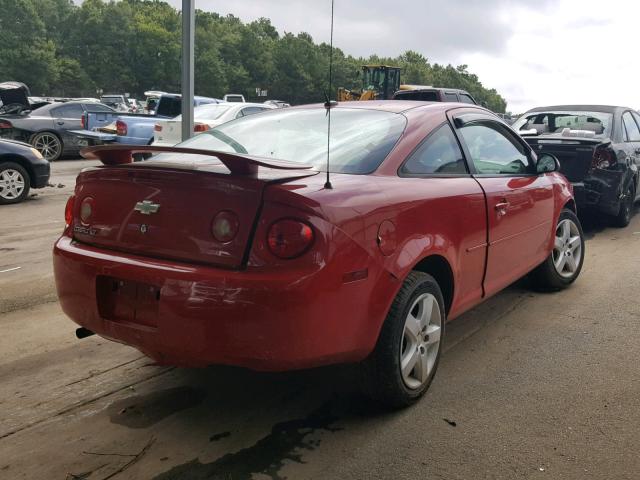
[181,0,194,141]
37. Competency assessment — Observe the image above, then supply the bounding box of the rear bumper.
[572,169,625,216]
[53,236,395,371]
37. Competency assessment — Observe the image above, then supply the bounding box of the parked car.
[54,101,584,408]
[393,87,477,104]
[0,139,50,204]
[513,105,640,227]
[0,100,119,161]
[223,93,245,103]
[264,99,291,108]
[153,102,276,146]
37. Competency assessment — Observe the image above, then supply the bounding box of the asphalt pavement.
[1,159,639,479]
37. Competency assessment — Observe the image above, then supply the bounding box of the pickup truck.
[115,94,221,145]
[71,94,221,147]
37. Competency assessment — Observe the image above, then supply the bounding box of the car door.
[451,111,555,297]
[51,103,84,148]
[399,122,487,315]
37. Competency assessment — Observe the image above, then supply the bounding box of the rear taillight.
[80,113,86,129]
[65,195,75,226]
[154,123,162,132]
[591,147,615,170]
[211,210,239,243]
[0,120,12,129]
[116,120,127,136]
[193,123,209,133]
[267,219,314,259]
[80,197,94,225]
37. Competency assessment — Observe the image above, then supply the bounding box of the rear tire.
[360,271,445,409]
[610,182,635,228]
[0,162,30,204]
[31,131,62,161]
[530,208,584,290]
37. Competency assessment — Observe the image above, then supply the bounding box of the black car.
[0,83,117,161]
[0,139,50,204]
[513,105,640,227]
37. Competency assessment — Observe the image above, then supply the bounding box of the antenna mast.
[324,0,336,189]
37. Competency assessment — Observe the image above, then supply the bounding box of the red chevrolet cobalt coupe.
[54,102,585,407]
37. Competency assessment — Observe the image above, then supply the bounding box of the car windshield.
[513,110,613,138]
[165,108,407,174]
[172,104,234,121]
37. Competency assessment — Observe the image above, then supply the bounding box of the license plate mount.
[96,276,160,328]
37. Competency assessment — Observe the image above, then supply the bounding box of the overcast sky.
[170,0,639,112]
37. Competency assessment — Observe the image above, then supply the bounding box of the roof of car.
[525,105,629,114]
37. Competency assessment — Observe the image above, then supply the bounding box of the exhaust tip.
[76,327,95,339]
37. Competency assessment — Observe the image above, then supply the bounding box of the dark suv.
[392,87,477,104]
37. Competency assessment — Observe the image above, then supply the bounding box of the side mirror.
[536,153,560,174]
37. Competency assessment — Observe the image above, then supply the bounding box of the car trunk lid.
[524,136,609,182]
[72,147,316,268]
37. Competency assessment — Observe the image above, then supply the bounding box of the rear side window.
[444,92,459,102]
[622,112,640,141]
[459,94,475,104]
[51,104,83,118]
[401,124,467,175]
[87,103,115,113]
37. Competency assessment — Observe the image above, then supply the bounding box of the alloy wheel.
[0,168,26,200]
[552,219,582,278]
[33,133,61,161]
[400,292,442,390]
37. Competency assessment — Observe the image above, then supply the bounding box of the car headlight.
[30,147,44,159]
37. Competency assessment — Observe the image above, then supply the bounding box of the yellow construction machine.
[338,65,402,101]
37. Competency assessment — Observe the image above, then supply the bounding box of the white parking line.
[0,266,22,274]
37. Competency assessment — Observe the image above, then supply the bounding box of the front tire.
[531,208,584,290]
[0,162,31,204]
[361,271,445,409]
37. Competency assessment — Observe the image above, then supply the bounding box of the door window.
[401,124,467,175]
[444,92,459,102]
[51,103,84,118]
[459,94,475,104]
[623,111,640,141]
[458,121,531,175]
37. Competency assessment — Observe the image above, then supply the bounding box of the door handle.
[495,201,509,215]
[56,121,64,125]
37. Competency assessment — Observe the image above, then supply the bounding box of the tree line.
[0,0,507,112]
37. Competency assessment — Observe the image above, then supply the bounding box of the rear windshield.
[169,108,407,174]
[513,111,613,138]
[157,96,181,117]
[394,91,439,101]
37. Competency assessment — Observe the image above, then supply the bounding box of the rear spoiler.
[523,135,611,147]
[80,144,312,176]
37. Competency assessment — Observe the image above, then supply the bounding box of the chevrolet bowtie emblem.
[134,200,160,215]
